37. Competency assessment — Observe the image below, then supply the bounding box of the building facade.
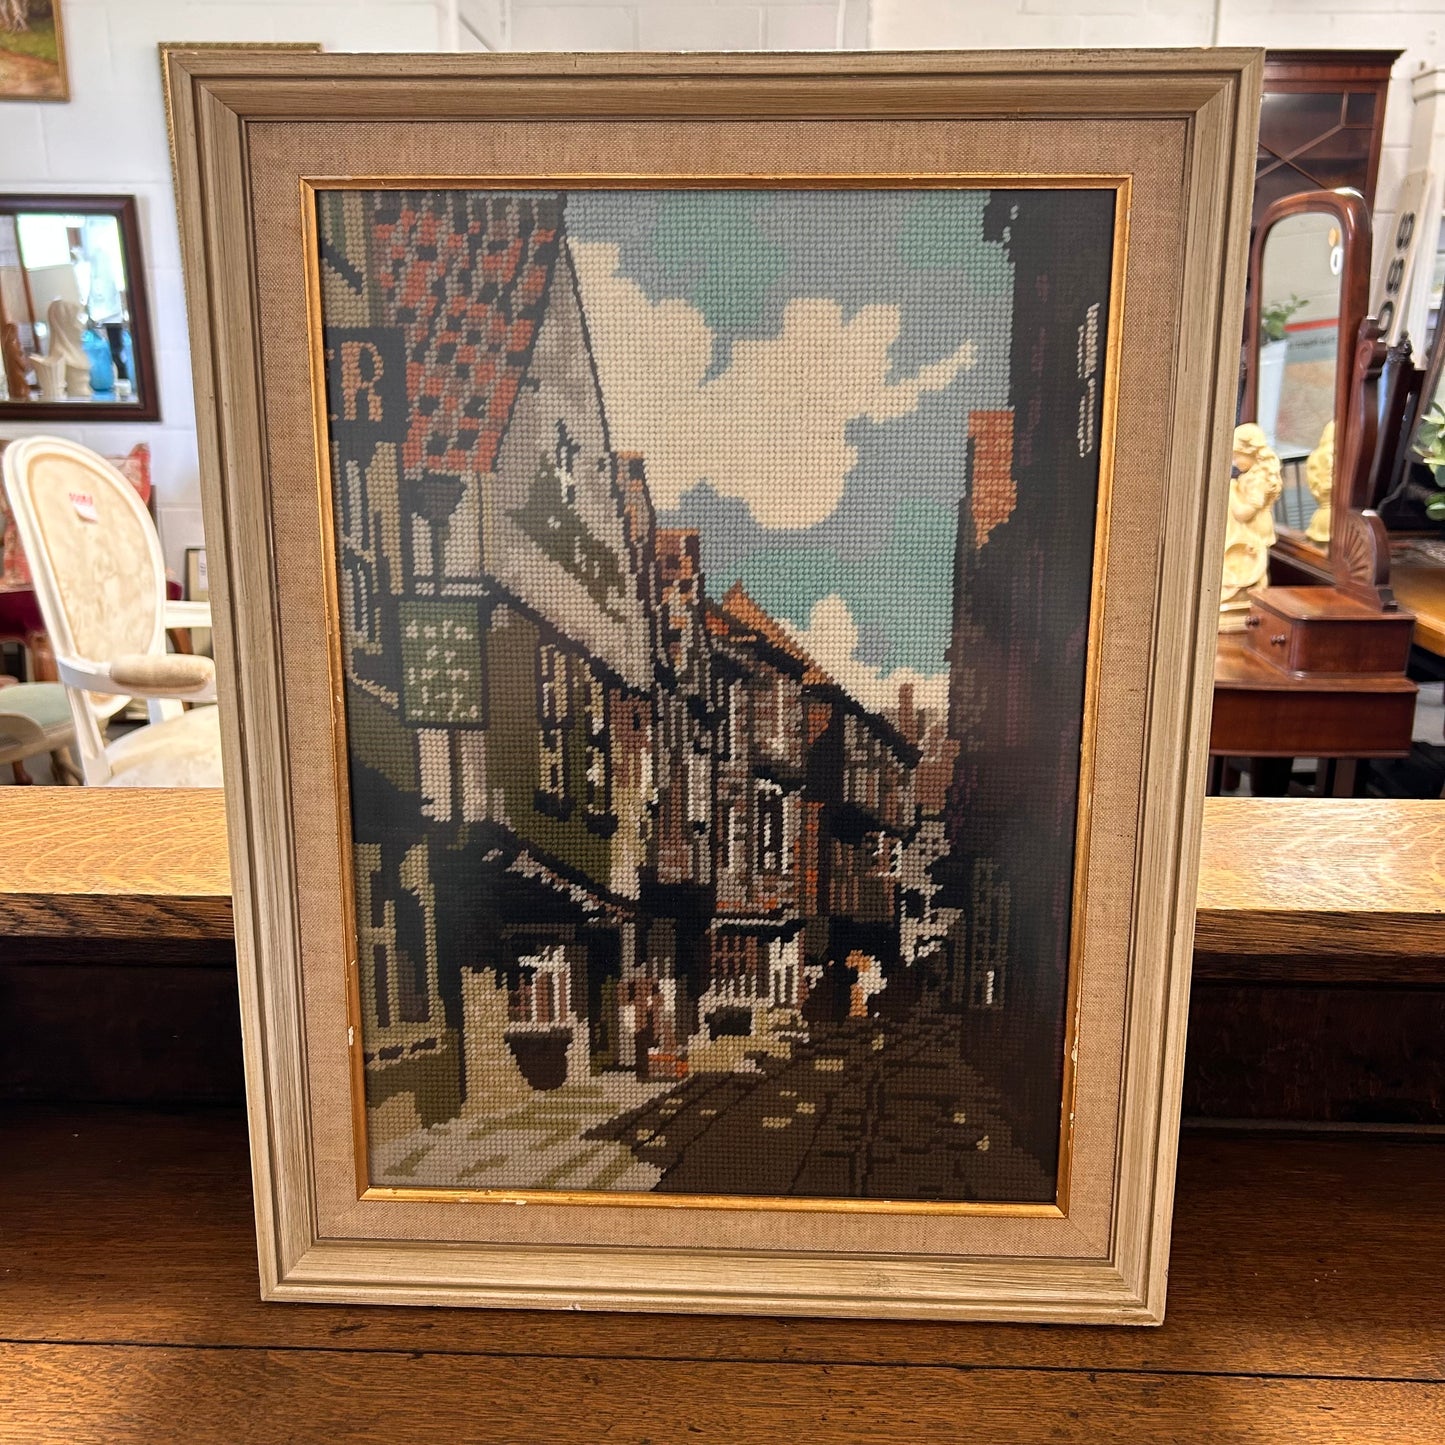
[319,190,928,1141]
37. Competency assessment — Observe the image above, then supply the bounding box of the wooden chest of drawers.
[1244,585,1415,676]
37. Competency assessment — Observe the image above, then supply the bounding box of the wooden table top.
[3,788,1444,959]
[3,1105,1443,1441]
[1390,558,1445,657]
[1196,796,1445,958]
[0,788,232,938]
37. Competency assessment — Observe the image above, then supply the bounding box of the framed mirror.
[1242,187,1371,577]
[0,194,160,422]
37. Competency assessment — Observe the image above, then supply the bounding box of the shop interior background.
[0,0,1435,579]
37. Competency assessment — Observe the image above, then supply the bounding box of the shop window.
[537,642,570,808]
[757,780,784,873]
[581,663,609,817]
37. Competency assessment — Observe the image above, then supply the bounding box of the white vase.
[1256,337,1288,447]
[30,355,65,401]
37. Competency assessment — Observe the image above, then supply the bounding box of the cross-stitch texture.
[316,186,1115,1203]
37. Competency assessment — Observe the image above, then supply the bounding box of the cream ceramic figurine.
[1220,422,1283,631]
[46,299,92,399]
[29,353,65,401]
[1305,419,1334,544]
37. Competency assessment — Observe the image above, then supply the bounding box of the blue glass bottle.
[84,327,116,395]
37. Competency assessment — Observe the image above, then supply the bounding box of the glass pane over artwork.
[314,184,1117,1206]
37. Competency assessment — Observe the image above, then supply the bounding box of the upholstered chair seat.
[0,680,77,782]
[100,703,222,788]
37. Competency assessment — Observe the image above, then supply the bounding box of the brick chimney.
[896,681,920,745]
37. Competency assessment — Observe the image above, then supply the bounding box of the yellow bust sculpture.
[1305,419,1335,543]
[1220,423,1283,630]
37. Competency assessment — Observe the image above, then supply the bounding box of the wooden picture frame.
[164,48,1260,1324]
[0,1,69,103]
[183,546,208,602]
[0,193,161,422]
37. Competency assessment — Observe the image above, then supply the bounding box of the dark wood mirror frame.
[1243,187,1372,583]
[0,193,160,424]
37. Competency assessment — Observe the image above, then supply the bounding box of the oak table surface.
[4,791,1444,1438]
[5,788,1444,957]
[0,1106,1441,1442]
[1391,559,1445,658]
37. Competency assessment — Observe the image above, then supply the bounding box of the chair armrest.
[58,653,218,704]
[164,600,213,630]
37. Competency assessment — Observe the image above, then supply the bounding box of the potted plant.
[1415,399,1445,521]
[1256,293,1306,445]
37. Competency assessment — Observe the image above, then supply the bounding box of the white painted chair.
[0,678,79,784]
[1,436,223,787]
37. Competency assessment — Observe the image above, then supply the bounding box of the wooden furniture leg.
[1322,758,1360,797]
[1248,757,1294,796]
[26,630,57,683]
[50,748,81,785]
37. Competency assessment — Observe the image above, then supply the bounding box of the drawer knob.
[1270,633,1287,646]
[1244,614,1261,628]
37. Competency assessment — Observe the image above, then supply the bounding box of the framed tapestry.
[164,48,1260,1323]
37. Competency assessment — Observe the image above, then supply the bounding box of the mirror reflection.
[1257,209,1345,540]
[0,197,155,418]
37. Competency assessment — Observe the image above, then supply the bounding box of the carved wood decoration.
[1331,508,1396,610]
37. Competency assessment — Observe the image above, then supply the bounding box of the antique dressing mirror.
[0,194,160,422]
[1242,187,1371,580]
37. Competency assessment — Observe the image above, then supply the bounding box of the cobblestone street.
[590,1014,1057,1202]
[369,1072,670,1192]
[370,1015,1054,1202]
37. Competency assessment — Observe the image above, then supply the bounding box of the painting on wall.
[316,183,1116,1206]
[0,1,68,102]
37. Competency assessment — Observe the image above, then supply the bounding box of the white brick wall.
[875,0,1445,294]
[3,0,1438,566]
[1,0,450,571]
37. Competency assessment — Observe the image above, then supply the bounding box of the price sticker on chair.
[68,491,99,522]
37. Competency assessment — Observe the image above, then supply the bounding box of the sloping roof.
[714,582,834,688]
[717,583,917,761]
[368,191,562,480]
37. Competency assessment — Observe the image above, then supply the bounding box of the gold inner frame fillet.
[300,172,1130,1218]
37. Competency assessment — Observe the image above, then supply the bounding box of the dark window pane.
[1345,90,1378,127]
[1260,91,1345,157]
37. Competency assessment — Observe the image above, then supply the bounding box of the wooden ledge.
[1195,797,1445,962]
[2,790,1443,960]
[0,789,232,938]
